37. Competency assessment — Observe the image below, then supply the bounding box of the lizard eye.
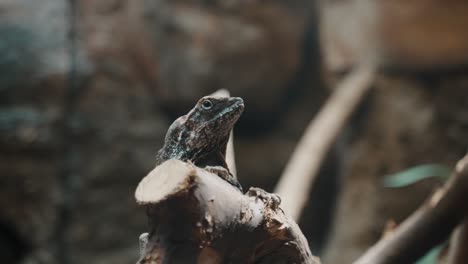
[201,99,213,110]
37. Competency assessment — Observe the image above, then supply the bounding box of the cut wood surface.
[135,160,320,264]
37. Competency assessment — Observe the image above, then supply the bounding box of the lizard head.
[190,96,244,129]
[163,96,244,162]
[186,96,244,144]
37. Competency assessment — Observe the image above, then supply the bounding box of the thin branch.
[447,218,468,264]
[354,153,468,264]
[226,130,237,178]
[274,63,376,220]
[209,89,237,178]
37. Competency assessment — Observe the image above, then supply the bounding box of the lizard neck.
[156,142,185,165]
[192,137,229,169]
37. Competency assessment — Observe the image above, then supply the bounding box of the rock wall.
[0,1,333,263]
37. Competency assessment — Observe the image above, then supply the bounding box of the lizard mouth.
[227,100,244,119]
[211,97,244,121]
[229,97,244,112]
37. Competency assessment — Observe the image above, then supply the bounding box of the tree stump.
[135,160,319,264]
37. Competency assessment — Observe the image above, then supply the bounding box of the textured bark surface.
[136,160,320,264]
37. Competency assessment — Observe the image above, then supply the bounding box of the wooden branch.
[226,131,237,178]
[354,153,468,264]
[135,160,320,264]
[447,218,468,264]
[274,63,375,220]
[209,89,237,178]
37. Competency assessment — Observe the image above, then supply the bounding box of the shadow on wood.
[135,160,320,264]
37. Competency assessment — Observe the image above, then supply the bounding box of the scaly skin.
[155,95,244,191]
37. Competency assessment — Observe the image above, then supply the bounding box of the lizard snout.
[229,97,244,111]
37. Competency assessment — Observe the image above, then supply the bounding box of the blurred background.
[0,0,467,263]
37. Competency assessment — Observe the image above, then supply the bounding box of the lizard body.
[155,95,244,191]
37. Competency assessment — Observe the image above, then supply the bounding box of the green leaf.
[383,164,452,188]
[415,244,444,264]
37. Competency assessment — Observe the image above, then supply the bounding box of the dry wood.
[354,153,468,264]
[136,160,320,264]
[447,218,468,264]
[274,64,375,220]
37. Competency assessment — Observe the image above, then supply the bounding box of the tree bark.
[354,153,468,264]
[135,160,319,264]
[447,218,468,264]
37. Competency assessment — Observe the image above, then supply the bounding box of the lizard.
[154,95,244,192]
[138,96,244,262]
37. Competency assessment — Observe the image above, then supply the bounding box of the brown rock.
[141,0,314,123]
